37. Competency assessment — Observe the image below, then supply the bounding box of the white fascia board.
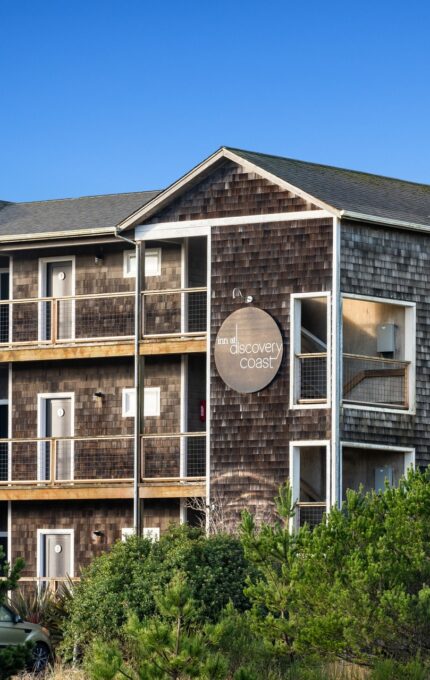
[340,210,430,234]
[118,147,339,232]
[0,226,117,244]
[135,209,331,241]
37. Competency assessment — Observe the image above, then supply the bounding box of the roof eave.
[0,226,117,244]
[340,210,430,233]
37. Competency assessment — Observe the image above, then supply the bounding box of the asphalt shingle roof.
[0,190,160,237]
[228,148,430,227]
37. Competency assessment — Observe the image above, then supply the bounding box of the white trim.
[37,528,74,579]
[289,440,331,532]
[179,499,186,524]
[37,392,75,481]
[340,210,430,235]
[205,234,211,533]
[331,217,341,508]
[7,501,11,563]
[180,356,188,478]
[0,226,116,244]
[8,256,13,343]
[135,210,330,241]
[342,292,416,415]
[38,256,76,341]
[289,292,331,410]
[7,364,11,483]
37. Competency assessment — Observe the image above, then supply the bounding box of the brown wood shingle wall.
[341,220,429,465]
[211,217,332,526]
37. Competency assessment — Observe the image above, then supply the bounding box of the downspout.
[115,229,143,536]
[331,217,341,508]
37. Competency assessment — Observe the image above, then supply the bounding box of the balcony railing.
[296,502,326,529]
[343,353,409,409]
[296,352,327,403]
[0,287,207,347]
[0,433,206,488]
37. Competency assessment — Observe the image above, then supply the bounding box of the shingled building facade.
[0,146,427,584]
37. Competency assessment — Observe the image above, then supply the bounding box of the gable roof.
[117,147,430,233]
[229,148,430,229]
[0,190,160,240]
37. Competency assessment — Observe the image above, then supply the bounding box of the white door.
[41,532,72,579]
[39,396,73,481]
[41,261,73,341]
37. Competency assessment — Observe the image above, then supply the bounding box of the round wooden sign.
[214,307,283,393]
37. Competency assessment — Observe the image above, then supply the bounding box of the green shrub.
[241,469,430,665]
[62,524,251,655]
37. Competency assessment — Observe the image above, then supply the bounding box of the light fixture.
[232,288,253,304]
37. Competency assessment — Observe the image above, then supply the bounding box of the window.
[290,293,330,408]
[121,527,135,541]
[123,249,161,278]
[143,527,160,541]
[342,295,415,412]
[0,605,13,622]
[122,387,161,417]
[289,441,330,531]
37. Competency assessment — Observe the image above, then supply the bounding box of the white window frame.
[143,527,160,541]
[122,387,161,418]
[341,293,416,415]
[38,256,76,341]
[37,392,75,481]
[290,292,331,409]
[340,441,415,499]
[123,248,161,278]
[289,440,331,532]
[36,528,75,579]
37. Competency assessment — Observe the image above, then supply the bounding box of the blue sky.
[1,0,429,201]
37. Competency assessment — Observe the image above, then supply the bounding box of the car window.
[0,605,13,622]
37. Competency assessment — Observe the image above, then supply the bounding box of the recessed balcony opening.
[342,446,414,500]
[291,293,329,406]
[290,443,328,530]
[342,297,415,410]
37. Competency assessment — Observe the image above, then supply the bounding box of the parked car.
[0,603,52,671]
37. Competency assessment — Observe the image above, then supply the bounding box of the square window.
[123,249,161,278]
[143,527,160,541]
[122,387,161,417]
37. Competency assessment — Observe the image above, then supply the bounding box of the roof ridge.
[226,147,430,191]
[8,189,161,206]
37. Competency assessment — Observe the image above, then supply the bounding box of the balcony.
[296,352,327,404]
[343,353,409,409]
[0,433,206,500]
[0,287,207,361]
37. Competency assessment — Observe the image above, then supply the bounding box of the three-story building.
[0,147,427,584]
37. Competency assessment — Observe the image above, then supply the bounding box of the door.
[40,397,73,481]
[42,261,73,340]
[41,533,72,579]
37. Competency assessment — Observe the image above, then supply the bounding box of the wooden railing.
[0,287,207,347]
[0,433,207,487]
[343,353,409,409]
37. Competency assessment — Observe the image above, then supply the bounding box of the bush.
[241,469,430,665]
[62,524,251,655]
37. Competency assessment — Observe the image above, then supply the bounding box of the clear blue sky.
[1,0,429,202]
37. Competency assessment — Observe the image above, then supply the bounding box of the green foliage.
[85,573,230,680]
[63,525,251,655]
[241,470,430,665]
[0,643,33,680]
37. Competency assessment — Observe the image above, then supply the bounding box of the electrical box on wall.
[377,323,396,353]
